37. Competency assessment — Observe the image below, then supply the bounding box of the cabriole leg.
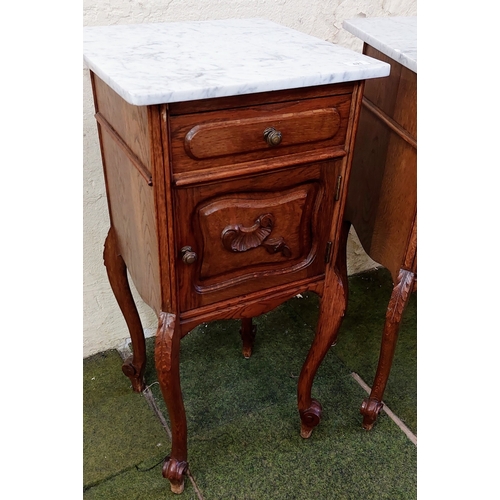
[155,312,188,494]
[361,268,415,430]
[297,270,346,438]
[103,227,146,392]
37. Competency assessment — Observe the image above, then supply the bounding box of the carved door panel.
[175,160,341,311]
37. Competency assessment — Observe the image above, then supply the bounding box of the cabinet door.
[174,161,341,311]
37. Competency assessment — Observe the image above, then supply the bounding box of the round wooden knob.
[263,127,282,146]
[180,246,197,265]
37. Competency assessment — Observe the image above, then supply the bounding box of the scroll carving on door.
[221,213,292,258]
[192,181,324,289]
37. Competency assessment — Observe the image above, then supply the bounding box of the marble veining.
[83,18,390,106]
[343,17,416,73]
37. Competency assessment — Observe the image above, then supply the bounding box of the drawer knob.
[263,127,282,147]
[180,246,197,265]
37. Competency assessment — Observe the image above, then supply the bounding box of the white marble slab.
[343,17,416,73]
[83,18,390,106]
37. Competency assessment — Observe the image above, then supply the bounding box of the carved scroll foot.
[299,399,322,438]
[103,227,146,392]
[361,268,415,429]
[240,318,257,358]
[162,457,188,494]
[121,357,146,393]
[360,397,384,430]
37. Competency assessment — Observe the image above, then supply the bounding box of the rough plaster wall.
[83,0,417,357]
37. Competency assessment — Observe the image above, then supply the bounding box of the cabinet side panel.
[363,46,417,140]
[99,130,162,314]
[346,60,416,279]
[393,65,417,140]
[345,106,390,252]
[367,134,416,277]
[93,74,151,169]
[93,73,161,314]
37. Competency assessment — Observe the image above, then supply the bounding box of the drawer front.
[169,94,352,175]
[174,160,341,311]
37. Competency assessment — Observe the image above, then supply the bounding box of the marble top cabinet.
[342,17,417,431]
[343,17,416,73]
[83,18,389,104]
[84,18,389,494]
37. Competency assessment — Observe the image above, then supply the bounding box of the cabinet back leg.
[103,227,146,392]
[240,318,257,358]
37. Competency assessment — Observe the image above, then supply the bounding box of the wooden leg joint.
[299,399,322,438]
[156,312,177,373]
[162,456,188,494]
[360,397,384,430]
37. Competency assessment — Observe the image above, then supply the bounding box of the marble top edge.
[83,18,390,106]
[343,17,416,73]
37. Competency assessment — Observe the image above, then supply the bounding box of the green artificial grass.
[83,463,199,500]
[83,350,168,491]
[83,268,417,499]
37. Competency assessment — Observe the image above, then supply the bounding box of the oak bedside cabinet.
[342,17,417,430]
[83,19,389,493]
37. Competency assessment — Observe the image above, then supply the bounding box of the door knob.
[180,246,197,265]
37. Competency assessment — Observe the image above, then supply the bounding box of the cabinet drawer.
[169,93,352,175]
